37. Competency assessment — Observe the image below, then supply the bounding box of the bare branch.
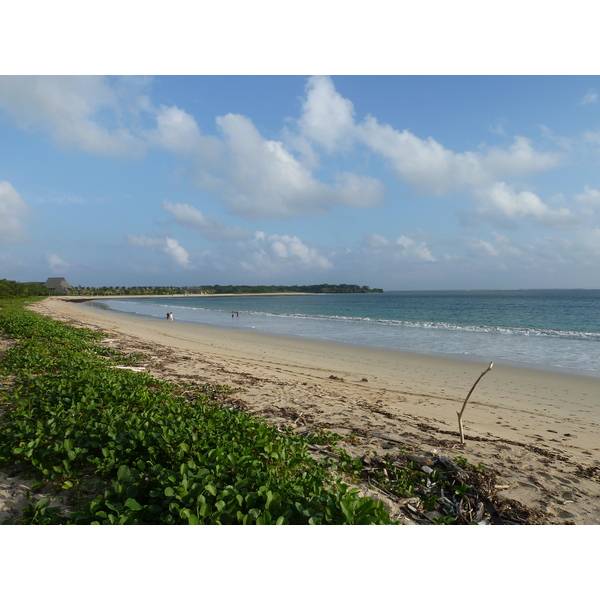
[457,361,494,444]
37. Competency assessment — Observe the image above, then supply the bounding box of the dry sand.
[3,296,600,524]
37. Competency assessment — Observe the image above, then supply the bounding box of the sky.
[1,1,599,292]
[2,73,600,291]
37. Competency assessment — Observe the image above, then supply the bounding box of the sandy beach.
[5,296,600,524]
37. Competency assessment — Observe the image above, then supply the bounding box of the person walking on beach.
[167,312,173,322]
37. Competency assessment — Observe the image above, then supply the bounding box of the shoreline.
[81,295,600,381]
[24,297,600,524]
[60,292,318,302]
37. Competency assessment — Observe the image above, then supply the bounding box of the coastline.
[62,292,317,302]
[75,292,600,380]
[25,297,600,523]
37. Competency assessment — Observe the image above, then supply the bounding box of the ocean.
[90,289,600,378]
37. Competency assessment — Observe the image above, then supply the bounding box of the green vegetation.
[206,284,384,294]
[1,280,383,298]
[69,285,188,296]
[0,279,55,299]
[67,283,384,296]
[0,299,392,524]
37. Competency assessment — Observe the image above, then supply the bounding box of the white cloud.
[298,75,356,153]
[581,89,598,105]
[575,186,600,208]
[163,201,251,241]
[482,136,561,179]
[330,172,385,209]
[291,77,562,198]
[468,239,500,257]
[151,105,203,154]
[0,180,30,243]
[538,125,574,152]
[580,130,600,155]
[144,206,334,277]
[395,235,436,262]
[364,233,435,262]
[46,253,70,272]
[148,105,224,166]
[212,113,384,218]
[128,234,193,269]
[0,76,146,157]
[490,232,522,256]
[164,237,192,269]
[533,229,600,268]
[473,182,574,227]
[0,77,382,220]
[240,232,333,274]
[365,233,392,248]
[358,115,561,195]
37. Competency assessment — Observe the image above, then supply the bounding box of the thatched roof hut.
[43,277,73,292]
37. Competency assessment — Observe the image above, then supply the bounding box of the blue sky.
[2,73,600,290]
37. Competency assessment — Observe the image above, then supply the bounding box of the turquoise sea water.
[91,289,600,377]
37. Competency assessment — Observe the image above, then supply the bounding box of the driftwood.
[457,361,493,444]
[307,444,340,458]
[432,455,469,480]
[371,432,411,446]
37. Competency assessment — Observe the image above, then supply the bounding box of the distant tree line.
[0,279,56,299]
[67,285,192,296]
[1,281,383,298]
[206,284,383,294]
[66,284,383,296]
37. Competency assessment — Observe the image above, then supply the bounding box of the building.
[43,277,73,293]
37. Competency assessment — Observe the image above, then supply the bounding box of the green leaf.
[164,487,174,497]
[124,497,142,511]
[117,465,131,482]
[105,501,122,513]
[264,489,274,510]
[36,498,50,509]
